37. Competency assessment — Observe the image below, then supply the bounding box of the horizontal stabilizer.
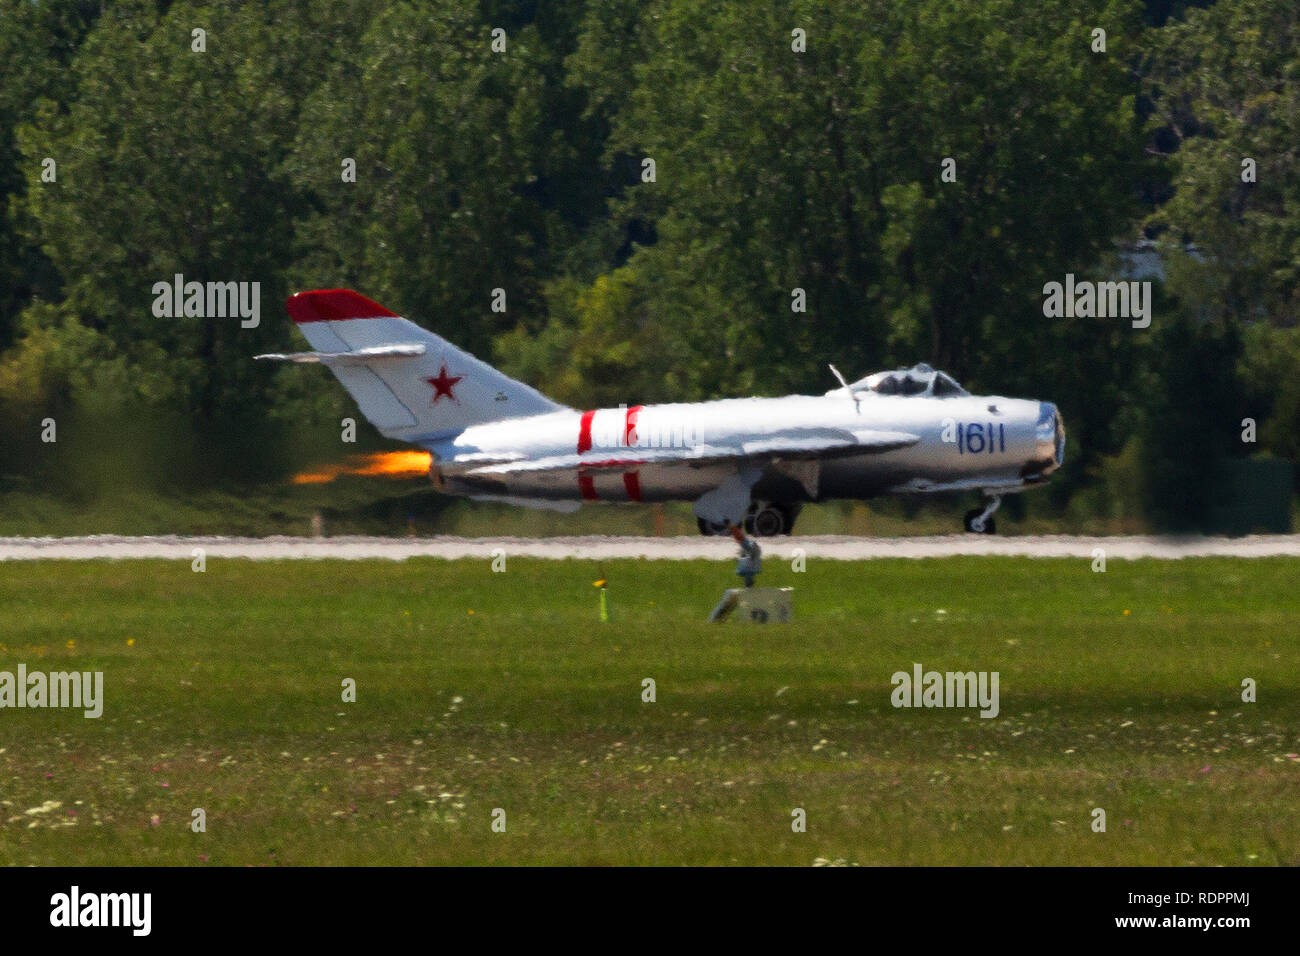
[254,344,426,364]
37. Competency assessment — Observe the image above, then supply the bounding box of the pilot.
[727,522,762,587]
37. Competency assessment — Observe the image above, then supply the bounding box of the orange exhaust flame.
[292,451,432,485]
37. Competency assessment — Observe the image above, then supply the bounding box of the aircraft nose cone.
[1035,402,1064,474]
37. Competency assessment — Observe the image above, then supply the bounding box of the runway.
[2,534,1300,561]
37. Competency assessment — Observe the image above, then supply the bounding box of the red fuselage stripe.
[579,408,643,501]
[623,471,643,502]
[577,410,598,500]
[577,409,596,454]
[624,405,643,447]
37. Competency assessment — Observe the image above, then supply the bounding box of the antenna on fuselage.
[828,364,861,413]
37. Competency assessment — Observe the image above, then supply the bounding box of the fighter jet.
[258,289,1065,536]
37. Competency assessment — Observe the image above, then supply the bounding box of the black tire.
[782,503,801,535]
[747,503,787,537]
[963,508,996,535]
[774,504,795,535]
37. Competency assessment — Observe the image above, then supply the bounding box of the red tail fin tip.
[287,289,398,324]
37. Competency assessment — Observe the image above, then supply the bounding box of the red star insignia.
[425,362,463,404]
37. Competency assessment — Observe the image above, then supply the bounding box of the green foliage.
[0,0,105,348]
[1145,0,1299,327]
[286,1,540,357]
[1138,313,1246,531]
[577,1,1152,397]
[1239,323,1300,464]
[1140,0,1300,500]
[17,1,303,431]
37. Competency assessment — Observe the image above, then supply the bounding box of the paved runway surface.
[3,534,1299,561]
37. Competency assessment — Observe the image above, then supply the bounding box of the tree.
[0,0,105,350]
[1145,0,1300,487]
[1145,0,1299,330]
[286,0,564,360]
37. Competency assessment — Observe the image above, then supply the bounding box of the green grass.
[0,556,1296,865]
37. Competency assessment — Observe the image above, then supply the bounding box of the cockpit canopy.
[827,363,968,398]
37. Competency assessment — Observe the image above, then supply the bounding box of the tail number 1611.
[956,422,1005,455]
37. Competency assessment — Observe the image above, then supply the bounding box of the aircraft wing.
[458,428,919,476]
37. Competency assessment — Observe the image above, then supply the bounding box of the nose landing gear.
[963,495,1001,534]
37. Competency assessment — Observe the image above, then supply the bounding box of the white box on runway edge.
[709,587,793,623]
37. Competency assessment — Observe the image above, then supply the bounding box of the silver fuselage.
[433,392,1065,505]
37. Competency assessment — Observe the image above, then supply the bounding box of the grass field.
[0,555,1296,866]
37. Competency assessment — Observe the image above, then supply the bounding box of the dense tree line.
[0,0,1294,528]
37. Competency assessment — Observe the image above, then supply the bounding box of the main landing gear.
[697,500,798,537]
[963,495,1001,534]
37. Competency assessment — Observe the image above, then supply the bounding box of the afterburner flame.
[292,451,432,485]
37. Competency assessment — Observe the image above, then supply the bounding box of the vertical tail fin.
[266,289,565,442]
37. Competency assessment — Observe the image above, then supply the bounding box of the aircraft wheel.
[963,508,997,535]
[697,517,729,536]
[746,502,789,537]
[783,503,801,534]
